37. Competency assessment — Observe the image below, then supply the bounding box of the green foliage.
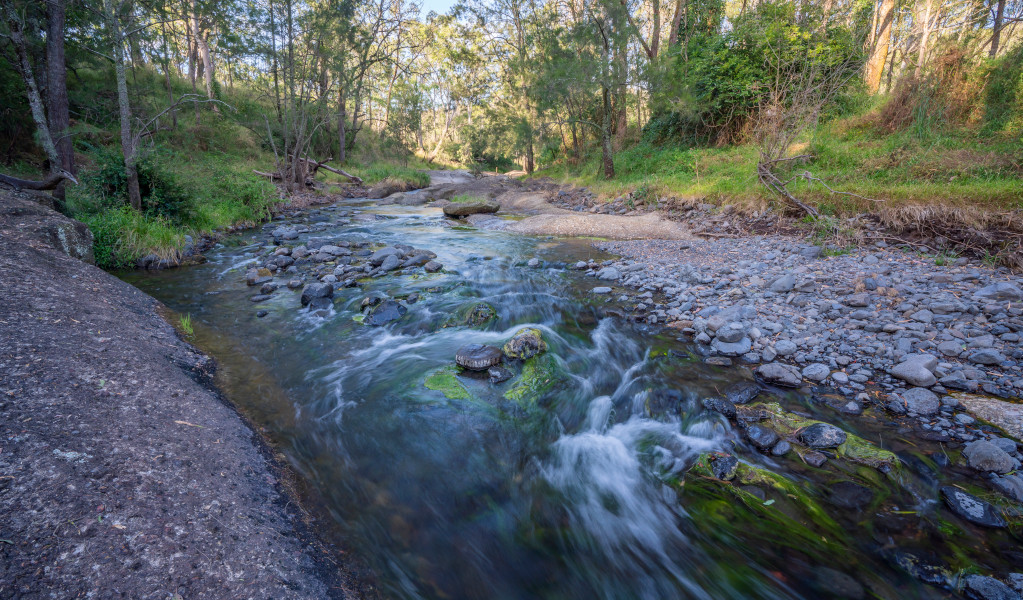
[79,205,183,270]
[984,43,1023,134]
[78,147,192,221]
[647,0,862,145]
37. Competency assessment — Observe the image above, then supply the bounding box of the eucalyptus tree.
[0,0,76,198]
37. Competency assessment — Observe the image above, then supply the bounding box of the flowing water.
[123,199,1016,600]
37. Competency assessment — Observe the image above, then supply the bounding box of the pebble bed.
[570,236,1023,499]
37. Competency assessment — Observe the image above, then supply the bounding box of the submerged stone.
[940,486,1007,528]
[365,300,407,326]
[424,366,471,401]
[503,353,562,406]
[445,302,498,328]
[799,423,848,449]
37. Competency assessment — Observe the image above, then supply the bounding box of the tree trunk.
[196,30,218,112]
[990,0,1006,57]
[5,9,61,170]
[650,0,661,58]
[914,0,933,79]
[45,0,74,203]
[160,20,177,129]
[668,0,683,47]
[338,86,347,163]
[104,0,142,211]
[601,83,615,179]
[863,0,896,93]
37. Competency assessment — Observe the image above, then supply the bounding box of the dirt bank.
[0,192,356,599]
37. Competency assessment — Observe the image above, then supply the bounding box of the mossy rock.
[739,402,899,473]
[502,327,547,360]
[684,453,847,555]
[444,302,498,328]
[503,353,562,406]
[424,366,472,401]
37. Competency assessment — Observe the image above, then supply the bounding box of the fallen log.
[257,156,363,187]
[0,169,78,192]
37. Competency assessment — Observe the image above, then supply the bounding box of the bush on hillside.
[984,43,1023,134]
[645,0,862,146]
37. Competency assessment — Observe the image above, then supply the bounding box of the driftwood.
[253,156,363,187]
[0,169,78,192]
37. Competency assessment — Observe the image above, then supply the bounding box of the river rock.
[940,486,1006,528]
[715,323,746,343]
[379,254,401,272]
[246,268,273,286]
[710,454,739,480]
[503,328,547,360]
[702,397,737,418]
[300,282,333,306]
[802,363,830,382]
[596,267,621,280]
[799,423,848,448]
[774,340,798,356]
[369,247,401,266]
[455,344,503,370]
[963,575,1020,600]
[443,199,499,217]
[825,480,875,509]
[974,282,1023,302]
[488,366,513,383]
[365,300,407,326]
[890,354,938,387]
[769,274,796,292]
[970,349,1005,365]
[991,474,1023,502]
[592,287,612,294]
[755,363,803,387]
[964,440,1017,474]
[711,336,752,357]
[890,387,940,416]
[725,381,760,404]
[424,260,443,273]
[745,424,780,451]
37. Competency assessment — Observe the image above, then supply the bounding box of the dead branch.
[0,170,78,192]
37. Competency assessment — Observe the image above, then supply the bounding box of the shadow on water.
[122,201,1012,600]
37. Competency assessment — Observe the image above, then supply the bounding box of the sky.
[419,0,459,16]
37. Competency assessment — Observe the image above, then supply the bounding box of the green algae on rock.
[424,366,472,401]
[444,302,498,328]
[503,353,562,406]
[503,327,548,360]
[739,402,900,473]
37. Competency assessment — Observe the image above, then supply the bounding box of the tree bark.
[668,0,683,47]
[46,0,74,184]
[990,0,1006,57]
[196,29,218,111]
[863,0,896,93]
[601,83,615,179]
[914,0,933,79]
[338,85,347,163]
[5,8,61,171]
[104,0,143,211]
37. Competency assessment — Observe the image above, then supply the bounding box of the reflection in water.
[124,201,971,600]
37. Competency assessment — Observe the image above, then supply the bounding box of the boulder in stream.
[455,344,504,370]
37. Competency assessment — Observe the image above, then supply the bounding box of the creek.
[123,197,1014,600]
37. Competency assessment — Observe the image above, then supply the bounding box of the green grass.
[178,313,194,336]
[533,115,1023,217]
[341,161,432,188]
[449,193,488,203]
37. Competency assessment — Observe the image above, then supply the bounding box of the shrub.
[984,43,1023,134]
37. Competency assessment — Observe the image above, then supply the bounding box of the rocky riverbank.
[571,235,1023,496]
[0,191,359,598]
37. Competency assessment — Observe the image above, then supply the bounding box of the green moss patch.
[503,353,562,406]
[424,366,472,401]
